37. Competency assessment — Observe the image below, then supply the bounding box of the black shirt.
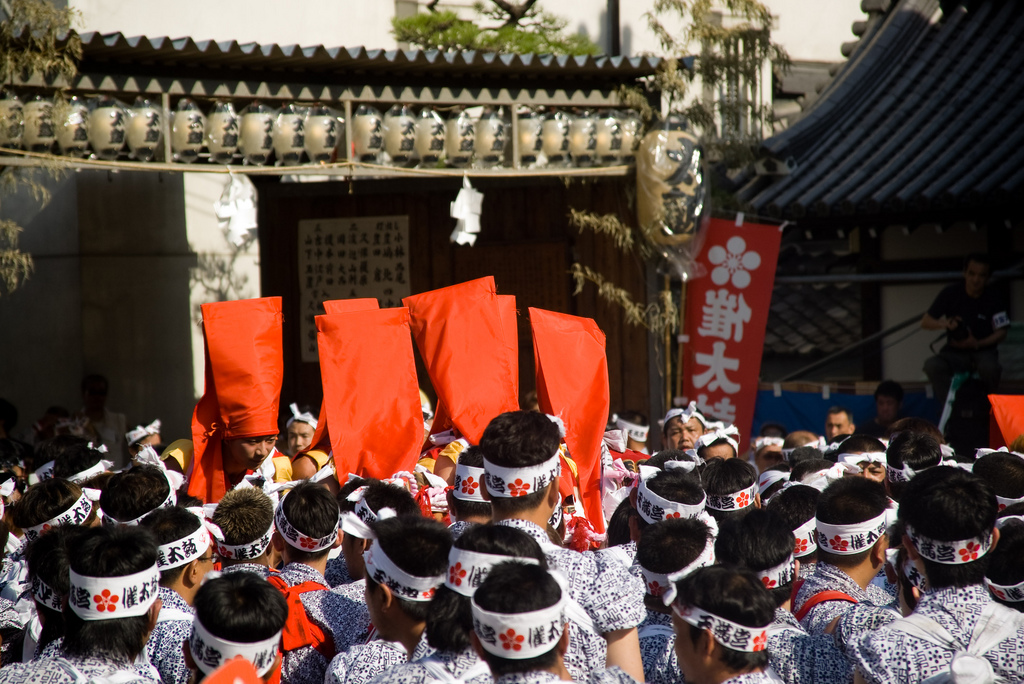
[927,282,1009,343]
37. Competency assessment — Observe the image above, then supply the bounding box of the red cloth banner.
[530,308,609,533]
[316,307,423,481]
[682,218,782,452]
[404,277,519,444]
[989,394,1024,448]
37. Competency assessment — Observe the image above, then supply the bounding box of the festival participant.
[285,403,318,458]
[781,432,821,461]
[823,407,855,443]
[51,441,114,484]
[635,517,715,684]
[0,526,161,683]
[767,484,820,578]
[480,410,645,682]
[661,403,708,452]
[986,514,1024,611]
[755,464,790,505]
[139,507,216,684]
[884,431,944,501]
[695,429,739,461]
[751,438,785,475]
[792,478,894,635]
[972,451,1024,512]
[269,480,362,683]
[327,515,449,684]
[834,436,887,483]
[702,459,759,523]
[23,525,86,658]
[849,467,1024,682]
[126,420,162,458]
[185,572,288,684]
[447,446,491,539]
[210,487,278,578]
[670,566,776,684]
[714,510,855,684]
[616,410,651,454]
[625,468,714,571]
[100,464,176,525]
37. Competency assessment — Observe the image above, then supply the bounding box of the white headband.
[126,419,162,446]
[445,548,540,597]
[756,554,795,589]
[753,436,785,451]
[0,478,14,520]
[705,482,757,512]
[997,515,1024,530]
[24,490,96,542]
[640,537,716,605]
[363,543,444,602]
[757,470,790,497]
[792,518,818,557]
[106,482,177,526]
[452,464,487,503]
[615,418,649,443]
[275,503,338,553]
[996,494,1024,512]
[672,604,769,653]
[696,428,739,455]
[801,462,860,491]
[472,593,566,660]
[35,460,56,481]
[837,452,886,468]
[886,458,965,484]
[157,521,213,570]
[190,617,281,677]
[975,446,1024,460]
[665,455,703,472]
[816,512,887,555]
[68,459,114,484]
[216,519,275,562]
[636,469,707,524]
[32,575,63,611]
[905,525,992,565]
[885,548,927,592]
[286,403,318,430]
[986,578,1024,603]
[662,402,708,428]
[340,486,398,539]
[483,452,561,499]
[68,564,160,620]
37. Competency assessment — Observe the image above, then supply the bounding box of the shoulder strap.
[266,575,336,660]
[419,657,457,684]
[156,607,194,623]
[794,590,858,622]
[637,623,675,640]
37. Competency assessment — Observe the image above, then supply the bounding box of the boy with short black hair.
[480,411,645,683]
[792,478,894,635]
[972,451,1024,512]
[100,464,175,524]
[695,430,738,461]
[702,458,759,523]
[621,468,714,571]
[211,486,277,577]
[849,467,1024,682]
[767,483,820,577]
[139,506,216,684]
[985,517,1024,610]
[834,436,887,483]
[447,446,491,539]
[52,441,113,484]
[884,431,943,501]
[328,515,450,684]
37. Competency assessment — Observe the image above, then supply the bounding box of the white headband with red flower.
[452,464,487,503]
[636,473,706,524]
[905,525,992,565]
[639,537,716,605]
[705,482,757,512]
[274,504,338,553]
[756,554,795,590]
[216,519,275,562]
[445,548,539,597]
[189,617,281,677]
[672,604,769,653]
[363,542,444,602]
[986,577,1024,603]
[815,511,887,555]
[24,490,96,542]
[792,518,817,557]
[483,452,561,499]
[68,564,160,620]
[471,592,566,660]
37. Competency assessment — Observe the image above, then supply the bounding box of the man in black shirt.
[921,253,1010,404]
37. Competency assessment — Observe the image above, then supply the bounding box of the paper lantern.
[540,109,570,167]
[568,109,597,167]
[23,97,55,153]
[87,97,126,161]
[516,108,543,167]
[445,108,474,168]
[304,105,341,164]
[0,92,23,149]
[637,114,707,250]
[126,98,162,161]
[352,104,383,163]
[383,104,416,165]
[170,98,206,163]
[474,107,506,168]
[414,107,445,166]
[619,110,641,164]
[594,109,623,165]
[238,102,274,165]
[272,104,305,166]
[56,96,89,158]
[206,101,239,164]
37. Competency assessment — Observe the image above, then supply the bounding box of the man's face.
[859,462,886,483]
[286,421,316,456]
[824,412,853,441]
[665,417,705,450]
[875,396,900,426]
[224,434,277,472]
[964,260,989,298]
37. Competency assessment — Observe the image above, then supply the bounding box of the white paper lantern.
[594,109,623,166]
[57,96,89,158]
[414,107,445,166]
[23,98,55,153]
[304,105,341,164]
[273,104,305,166]
[126,98,162,161]
[568,110,597,167]
[540,110,570,167]
[516,108,543,167]
[474,107,506,169]
[445,109,474,168]
[170,98,206,163]
[206,101,239,164]
[87,97,126,161]
[239,102,274,165]
[383,104,416,165]
[352,104,383,163]
[0,91,24,149]
[620,110,641,164]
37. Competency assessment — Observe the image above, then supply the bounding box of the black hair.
[635,469,706,531]
[34,435,88,470]
[702,458,757,523]
[636,517,712,611]
[885,417,943,443]
[886,431,942,501]
[336,475,368,513]
[790,459,833,483]
[826,406,854,423]
[900,467,996,590]
[816,478,889,568]
[606,496,636,547]
[759,463,791,502]
[674,566,773,672]
[347,480,420,521]
[786,446,823,467]
[367,515,451,623]
[986,520,1024,612]
[759,423,787,438]
[836,435,885,456]
[874,380,904,403]
[427,523,547,653]
[479,411,561,516]
[644,450,701,471]
[767,484,819,562]
[972,453,1024,501]
[53,442,107,481]
[714,509,795,607]
[279,480,340,563]
[25,524,88,651]
[449,447,491,522]
[473,562,563,676]
[11,478,96,530]
[139,506,205,585]
[964,252,991,272]
[212,487,275,551]
[100,465,171,523]
[0,398,16,432]
[193,572,287,643]
[63,526,158,661]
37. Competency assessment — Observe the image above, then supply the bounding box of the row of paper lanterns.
[0,92,642,168]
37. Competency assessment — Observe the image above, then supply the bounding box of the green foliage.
[392,2,598,56]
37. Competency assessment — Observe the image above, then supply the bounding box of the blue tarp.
[751,389,942,437]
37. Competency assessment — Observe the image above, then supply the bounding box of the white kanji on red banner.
[698,289,751,342]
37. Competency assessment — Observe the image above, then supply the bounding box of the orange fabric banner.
[317,307,422,481]
[190,297,283,503]
[529,307,609,533]
[305,299,380,454]
[404,277,519,444]
[988,394,1024,448]
[497,294,520,388]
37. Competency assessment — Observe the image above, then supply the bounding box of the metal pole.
[607,0,621,56]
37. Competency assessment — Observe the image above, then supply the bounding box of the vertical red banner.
[682,218,781,452]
